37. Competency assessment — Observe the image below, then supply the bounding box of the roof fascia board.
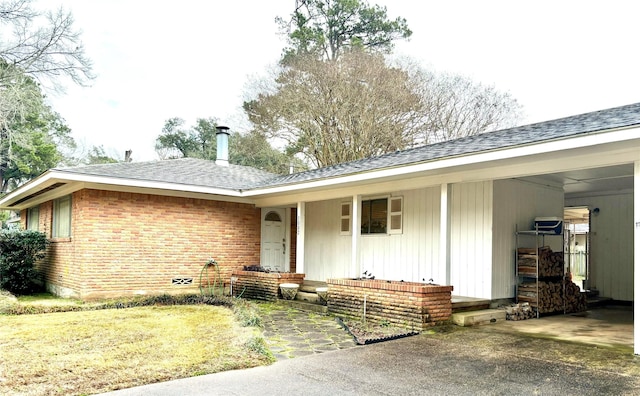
[52,171,245,197]
[0,170,59,208]
[0,171,248,210]
[23,182,83,208]
[247,128,640,198]
[80,182,256,204]
[252,135,640,207]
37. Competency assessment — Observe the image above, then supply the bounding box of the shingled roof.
[262,102,640,189]
[55,157,277,190]
[54,102,640,192]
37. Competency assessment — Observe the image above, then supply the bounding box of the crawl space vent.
[171,278,193,286]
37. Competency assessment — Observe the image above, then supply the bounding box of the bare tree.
[245,51,427,168]
[245,53,523,167]
[0,0,94,89]
[397,58,523,144]
[0,0,92,192]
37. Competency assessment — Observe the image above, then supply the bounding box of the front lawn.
[0,296,274,395]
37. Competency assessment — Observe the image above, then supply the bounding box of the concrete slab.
[295,290,319,303]
[452,308,506,326]
[494,305,633,349]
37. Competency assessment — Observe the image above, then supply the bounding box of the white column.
[296,201,306,275]
[440,183,452,285]
[634,161,640,355]
[351,195,362,278]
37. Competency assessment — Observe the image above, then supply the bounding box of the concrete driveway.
[102,324,640,396]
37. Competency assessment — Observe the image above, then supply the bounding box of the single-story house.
[1,102,639,352]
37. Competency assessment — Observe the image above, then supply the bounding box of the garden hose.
[199,258,223,296]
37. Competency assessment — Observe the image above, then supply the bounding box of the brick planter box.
[327,278,453,330]
[231,270,305,301]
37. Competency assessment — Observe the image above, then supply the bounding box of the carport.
[515,162,636,352]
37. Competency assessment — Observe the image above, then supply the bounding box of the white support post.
[634,161,640,355]
[296,201,306,275]
[351,195,362,278]
[440,183,452,285]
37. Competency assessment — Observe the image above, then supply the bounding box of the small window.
[53,195,72,238]
[361,198,387,234]
[264,211,282,222]
[360,196,403,235]
[340,202,351,235]
[27,206,39,231]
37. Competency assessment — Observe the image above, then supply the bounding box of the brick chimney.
[215,126,230,166]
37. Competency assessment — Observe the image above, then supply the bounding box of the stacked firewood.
[504,302,537,321]
[517,280,564,313]
[517,247,564,277]
[564,277,587,313]
[516,246,588,316]
[516,279,588,316]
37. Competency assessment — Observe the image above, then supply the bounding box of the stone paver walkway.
[257,302,357,360]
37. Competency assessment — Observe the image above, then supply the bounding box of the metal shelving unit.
[515,224,564,318]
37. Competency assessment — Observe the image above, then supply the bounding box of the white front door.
[261,208,287,272]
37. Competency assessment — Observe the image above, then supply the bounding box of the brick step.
[451,309,506,327]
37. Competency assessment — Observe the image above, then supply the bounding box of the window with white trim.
[27,206,39,231]
[360,196,403,235]
[361,198,387,234]
[53,195,72,238]
[340,202,351,235]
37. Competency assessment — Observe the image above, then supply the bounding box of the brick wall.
[31,189,262,299]
[327,278,453,330]
[22,200,82,297]
[231,270,305,301]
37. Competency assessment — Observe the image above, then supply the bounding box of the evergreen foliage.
[0,229,47,295]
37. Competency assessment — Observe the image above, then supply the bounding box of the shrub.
[0,230,47,295]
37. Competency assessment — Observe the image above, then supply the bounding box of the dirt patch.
[338,318,418,345]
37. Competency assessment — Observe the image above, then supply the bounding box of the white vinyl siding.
[359,188,440,283]
[565,193,634,301]
[53,195,72,238]
[305,200,352,281]
[450,181,493,299]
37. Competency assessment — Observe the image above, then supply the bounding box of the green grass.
[0,293,275,396]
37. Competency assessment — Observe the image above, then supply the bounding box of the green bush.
[0,230,47,295]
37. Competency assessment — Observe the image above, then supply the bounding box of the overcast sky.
[46,0,640,162]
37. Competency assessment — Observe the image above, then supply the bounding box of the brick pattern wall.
[327,278,453,330]
[31,189,262,299]
[22,199,82,297]
[231,270,304,301]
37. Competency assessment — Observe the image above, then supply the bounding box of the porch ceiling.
[517,163,634,197]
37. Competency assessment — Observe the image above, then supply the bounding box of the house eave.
[0,171,249,210]
[248,127,640,206]
[2,125,639,211]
